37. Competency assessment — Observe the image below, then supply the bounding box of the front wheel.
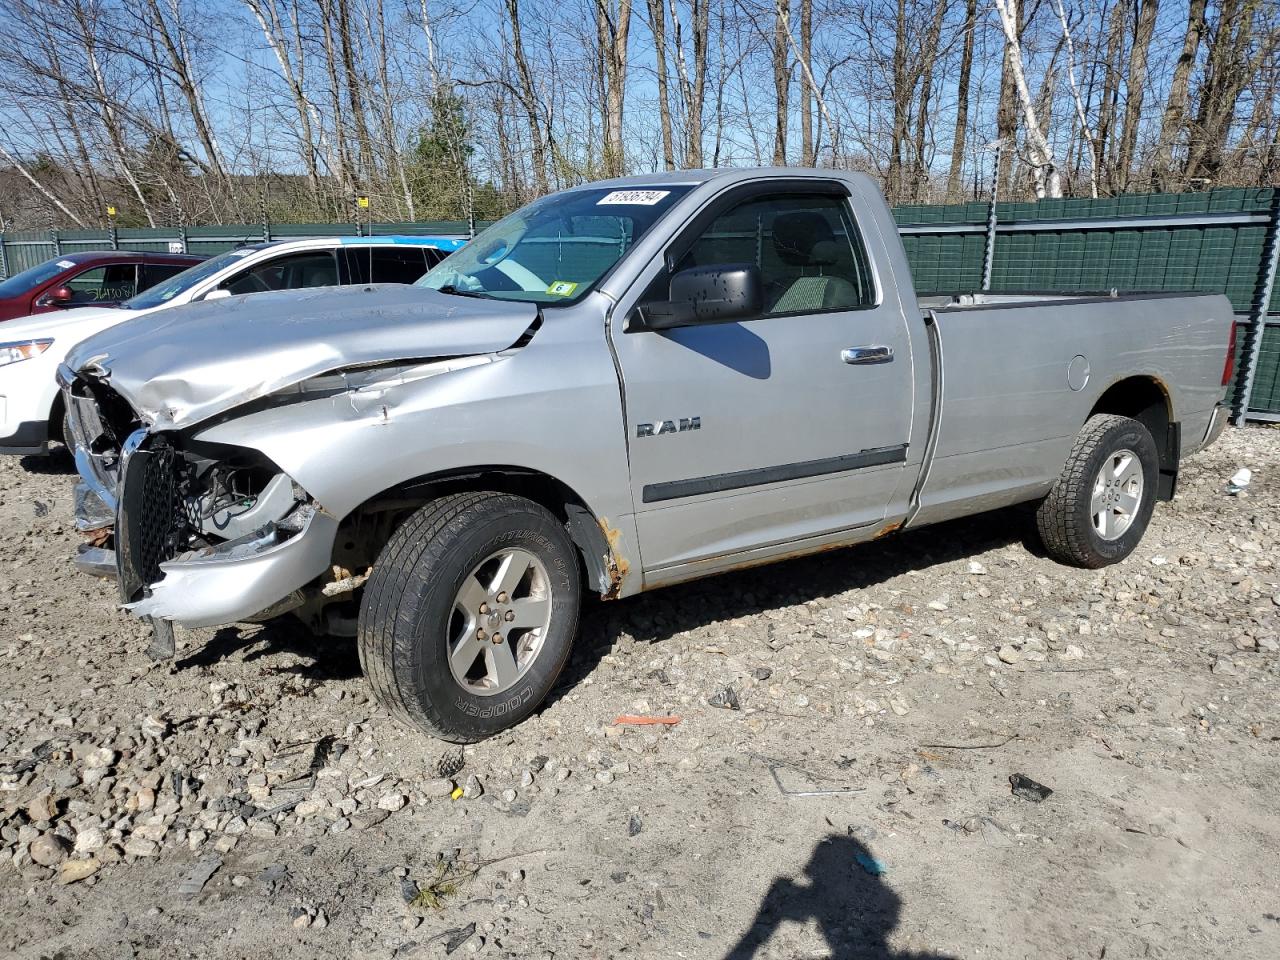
[1036,414,1160,568]
[358,492,581,742]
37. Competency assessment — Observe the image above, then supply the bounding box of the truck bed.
[906,290,1233,527]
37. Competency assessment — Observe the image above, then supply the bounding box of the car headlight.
[0,339,53,367]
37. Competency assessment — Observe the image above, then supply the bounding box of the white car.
[0,235,463,456]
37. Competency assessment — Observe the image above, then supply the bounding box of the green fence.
[2,188,1278,419]
[895,187,1280,422]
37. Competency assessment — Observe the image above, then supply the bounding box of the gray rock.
[376,792,407,812]
[422,778,457,798]
[1212,656,1237,675]
[707,686,741,710]
[29,834,69,866]
[124,836,159,858]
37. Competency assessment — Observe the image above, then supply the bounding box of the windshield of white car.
[416,186,691,305]
[121,247,258,309]
[0,258,71,298]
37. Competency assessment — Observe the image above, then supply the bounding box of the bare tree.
[595,0,633,177]
[946,0,978,200]
[771,0,790,164]
[1150,0,1206,189]
[646,0,677,168]
[992,0,1062,197]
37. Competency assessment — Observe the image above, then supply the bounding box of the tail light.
[1223,321,1237,386]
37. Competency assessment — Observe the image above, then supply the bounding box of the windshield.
[0,258,74,298]
[417,186,691,304]
[122,247,258,310]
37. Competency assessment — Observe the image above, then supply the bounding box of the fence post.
[1233,190,1280,423]
[0,230,8,280]
[355,195,368,237]
[48,207,61,257]
[981,141,1003,292]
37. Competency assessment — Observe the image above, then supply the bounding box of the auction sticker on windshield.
[597,190,670,206]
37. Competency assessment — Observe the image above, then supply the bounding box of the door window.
[659,193,876,317]
[140,262,191,290]
[345,247,435,285]
[65,264,138,304]
[221,252,338,295]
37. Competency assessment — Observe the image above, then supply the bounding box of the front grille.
[117,437,194,602]
[135,443,180,583]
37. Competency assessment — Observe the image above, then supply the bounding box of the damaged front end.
[61,364,339,632]
[58,283,563,644]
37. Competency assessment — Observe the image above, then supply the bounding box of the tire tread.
[358,491,574,741]
[1036,413,1147,569]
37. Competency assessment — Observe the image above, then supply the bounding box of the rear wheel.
[1036,414,1159,568]
[357,492,580,742]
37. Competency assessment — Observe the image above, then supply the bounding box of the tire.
[1036,413,1160,568]
[358,491,581,742]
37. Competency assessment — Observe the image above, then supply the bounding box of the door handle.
[841,345,894,365]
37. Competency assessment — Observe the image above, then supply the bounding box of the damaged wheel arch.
[337,465,636,602]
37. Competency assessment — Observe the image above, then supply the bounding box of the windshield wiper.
[436,284,491,300]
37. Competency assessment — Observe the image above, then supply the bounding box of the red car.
[0,251,206,323]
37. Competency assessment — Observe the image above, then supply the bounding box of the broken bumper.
[122,510,340,629]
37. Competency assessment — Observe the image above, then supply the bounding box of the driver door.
[609,182,914,579]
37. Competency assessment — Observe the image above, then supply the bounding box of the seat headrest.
[773,211,837,266]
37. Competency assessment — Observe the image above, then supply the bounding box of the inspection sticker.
[597,190,670,206]
[57,260,76,269]
[546,280,579,297]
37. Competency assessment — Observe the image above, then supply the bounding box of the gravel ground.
[1,426,1277,960]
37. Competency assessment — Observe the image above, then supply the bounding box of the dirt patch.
[0,428,1277,959]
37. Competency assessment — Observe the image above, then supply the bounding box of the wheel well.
[336,467,622,599]
[1089,376,1179,498]
[49,393,66,443]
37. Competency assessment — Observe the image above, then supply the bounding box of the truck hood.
[66,284,540,430]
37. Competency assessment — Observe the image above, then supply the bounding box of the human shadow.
[724,834,955,960]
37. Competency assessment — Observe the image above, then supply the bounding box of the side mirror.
[203,288,232,302]
[630,263,762,331]
[42,285,75,307]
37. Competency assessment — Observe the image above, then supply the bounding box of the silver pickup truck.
[60,168,1234,742]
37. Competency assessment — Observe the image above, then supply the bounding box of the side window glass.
[66,265,137,303]
[367,248,431,284]
[666,193,875,317]
[222,252,338,295]
[141,263,188,289]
